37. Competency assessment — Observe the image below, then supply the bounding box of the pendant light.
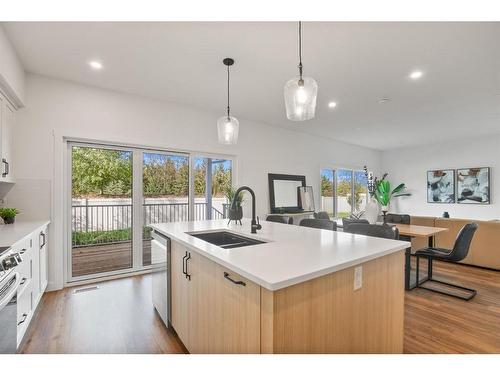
[284,21,318,121]
[217,58,239,145]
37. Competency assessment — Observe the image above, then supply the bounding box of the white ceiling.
[3,22,500,150]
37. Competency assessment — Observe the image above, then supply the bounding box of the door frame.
[65,139,236,285]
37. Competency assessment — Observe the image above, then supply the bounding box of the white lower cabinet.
[16,287,32,344]
[9,224,50,348]
[38,227,48,294]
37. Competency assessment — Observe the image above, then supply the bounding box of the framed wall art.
[427,169,455,203]
[456,167,490,204]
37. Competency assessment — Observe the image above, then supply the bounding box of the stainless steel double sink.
[188,231,266,249]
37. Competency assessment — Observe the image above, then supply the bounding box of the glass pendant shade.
[284,76,318,121]
[217,115,239,145]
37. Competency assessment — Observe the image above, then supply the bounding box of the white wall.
[381,135,500,220]
[6,74,381,290]
[0,26,25,106]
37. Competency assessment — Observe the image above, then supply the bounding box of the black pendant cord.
[226,64,230,118]
[298,21,303,80]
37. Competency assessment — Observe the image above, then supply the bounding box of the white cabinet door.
[39,227,48,293]
[1,95,14,182]
[0,93,3,162]
[30,232,41,304]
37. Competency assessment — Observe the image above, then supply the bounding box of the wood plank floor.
[21,261,499,354]
[21,275,186,354]
[404,260,500,353]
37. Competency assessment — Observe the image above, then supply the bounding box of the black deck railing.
[71,202,225,247]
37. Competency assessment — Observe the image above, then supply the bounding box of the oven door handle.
[0,272,20,310]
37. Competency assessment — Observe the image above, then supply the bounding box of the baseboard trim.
[64,269,152,288]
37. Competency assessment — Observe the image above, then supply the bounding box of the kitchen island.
[150,219,408,354]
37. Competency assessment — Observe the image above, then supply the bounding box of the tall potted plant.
[363,167,382,223]
[225,186,244,223]
[374,180,407,222]
[364,166,410,223]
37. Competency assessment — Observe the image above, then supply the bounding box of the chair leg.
[418,280,477,301]
[416,255,420,286]
[415,257,477,301]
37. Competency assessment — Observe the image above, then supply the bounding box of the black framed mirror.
[268,173,306,213]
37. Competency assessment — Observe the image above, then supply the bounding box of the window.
[320,168,368,218]
[193,157,233,220]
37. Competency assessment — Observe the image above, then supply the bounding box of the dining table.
[390,223,449,290]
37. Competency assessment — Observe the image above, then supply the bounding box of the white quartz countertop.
[150,219,409,291]
[0,220,50,247]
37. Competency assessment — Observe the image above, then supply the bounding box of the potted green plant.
[0,208,20,224]
[225,186,244,222]
[373,179,409,223]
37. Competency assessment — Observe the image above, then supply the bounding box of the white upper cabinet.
[0,91,15,183]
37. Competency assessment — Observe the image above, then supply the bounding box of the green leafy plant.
[225,186,244,208]
[374,179,408,207]
[0,208,19,220]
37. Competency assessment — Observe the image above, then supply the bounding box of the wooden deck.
[72,240,151,277]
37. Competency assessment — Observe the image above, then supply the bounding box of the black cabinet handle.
[20,248,27,255]
[182,251,187,276]
[223,272,246,286]
[2,159,9,177]
[40,232,46,248]
[18,313,28,326]
[20,277,27,285]
[185,253,191,281]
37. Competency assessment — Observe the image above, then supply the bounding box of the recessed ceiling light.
[409,70,423,80]
[88,60,103,70]
[378,98,390,104]
[328,101,337,109]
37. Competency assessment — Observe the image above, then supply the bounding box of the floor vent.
[73,285,99,294]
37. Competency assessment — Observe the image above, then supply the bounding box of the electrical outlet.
[354,266,363,290]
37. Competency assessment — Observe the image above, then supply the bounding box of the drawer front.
[13,238,32,282]
[17,288,32,344]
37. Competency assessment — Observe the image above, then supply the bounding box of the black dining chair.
[343,223,399,240]
[314,211,331,220]
[266,215,293,225]
[385,213,412,242]
[299,218,337,231]
[414,222,478,301]
[342,217,369,230]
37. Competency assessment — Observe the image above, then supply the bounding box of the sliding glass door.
[320,167,368,219]
[193,157,233,220]
[70,144,134,278]
[68,142,235,282]
[142,152,189,266]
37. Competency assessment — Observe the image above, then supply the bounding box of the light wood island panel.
[261,251,405,353]
[171,239,405,354]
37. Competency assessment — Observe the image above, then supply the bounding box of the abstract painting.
[427,169,455,203]
[457,167,490,204]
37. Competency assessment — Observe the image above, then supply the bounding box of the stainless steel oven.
[0,271,21,353]
[1,246,23,354]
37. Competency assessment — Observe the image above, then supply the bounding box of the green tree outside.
[72,148,231,198]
